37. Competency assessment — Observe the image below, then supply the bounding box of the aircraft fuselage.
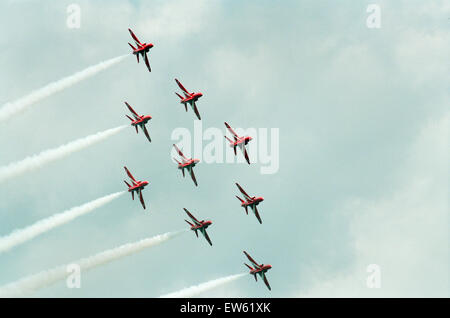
[131,115,151,126]
[128,181,149,193]
[242,197,264,207]
[178,159,200,169]
[133,43,153,55]
[181,92,203,104]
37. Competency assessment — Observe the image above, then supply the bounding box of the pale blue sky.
[0,0,448,297]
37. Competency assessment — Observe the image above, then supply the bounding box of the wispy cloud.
[298,113,449,297]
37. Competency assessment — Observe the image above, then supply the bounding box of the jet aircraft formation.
[124,28,272,291]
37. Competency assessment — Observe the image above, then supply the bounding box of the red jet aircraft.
[224,122,252,164]
[235,183,264,224]
[125,102,152,142]
[123,166,149,209]
[173,144,200,187]
[174,78,203,120]
[128,28,153,72]
[183,208,213,246]
[243,251,272,291]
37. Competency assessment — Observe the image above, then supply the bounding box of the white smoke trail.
[0,230,185,297]
[0,55,129,122]
[0,125,127,183]
[160,273,247,298]
[0,191,125,254]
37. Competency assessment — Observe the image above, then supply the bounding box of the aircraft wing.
[263,273,271,291]
[124,166,137,182]
[128,28,143,45]
[175,92,184,100]
[203,230,213,246]
[254,205,262,224]
[183,208,201,225]
[142,125,151,142]
[236,183,252,200]
[224,122,239,138]
[243,251,260,268]
[192,101,201,120]
[173,144,188,160]
[139,190,146,209]
[244,263,254,271]
[175,78,190,95]
[128,42,137,51]
[241,145,250,165]
[144,52,151,72]
[125,102,140,119]
[189,167,198,187]
[224,135,233,144]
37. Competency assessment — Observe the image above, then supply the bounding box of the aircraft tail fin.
[236,195,244,203]
[124,180,131,188]
[126,115,134,122]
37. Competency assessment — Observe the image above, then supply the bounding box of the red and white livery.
[123,166,149,209]
[174,78,203,120]
[128,28,154,72]
[183,208,213,246]
[125,102,152,142]
[173,144,200,187]
[235,183,264,224]
[243,251,272,291]
[224,122,252,165]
